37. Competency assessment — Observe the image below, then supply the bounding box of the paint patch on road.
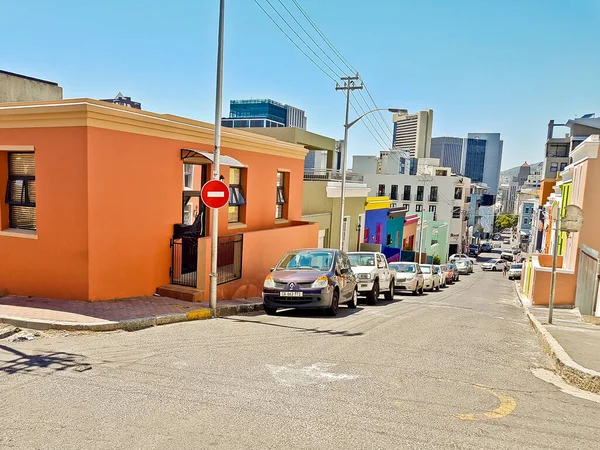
[531,368,600,404]
[455,384,516,421]
[266,363,358,387]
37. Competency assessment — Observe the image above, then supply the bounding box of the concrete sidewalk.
[516,285,600,394]
[0,295,263,332]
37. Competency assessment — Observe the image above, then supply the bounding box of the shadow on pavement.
[0,345,91,375]
[222,312,365,337]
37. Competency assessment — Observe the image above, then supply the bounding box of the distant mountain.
[501,161,543,179]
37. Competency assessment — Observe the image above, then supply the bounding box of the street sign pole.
[210,0,225,314]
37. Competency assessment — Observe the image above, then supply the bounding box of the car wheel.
[264,306,277,316]
[419,286,424,295]
[492,267,496,271]
[367,280,379,305]
[413,286,419,295]
[347,289,358,309]
[327,290,339,316]
[436,283,440,291]
[384,282,394,301]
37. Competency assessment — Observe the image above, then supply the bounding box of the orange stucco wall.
[205,222,319,300]
[0,127,90,300]
[0,106,313,301]
[539,179,555,206]
[531,270,577,306]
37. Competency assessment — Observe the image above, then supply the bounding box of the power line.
[289,0,356,74]
[260,0,343,79]
[350,92,390,149]
[253,0,338,82]
[275,0,347,76]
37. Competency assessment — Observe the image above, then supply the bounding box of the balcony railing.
[304,168,363,182]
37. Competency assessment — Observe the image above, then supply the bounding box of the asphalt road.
[1,255,599,449]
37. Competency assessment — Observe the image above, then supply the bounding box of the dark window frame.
[5,152,37,230]
[276,171,287,219]
[416,185,424,201]
[228,167,246,224]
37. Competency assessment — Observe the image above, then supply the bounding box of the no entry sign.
[201,179,230,209]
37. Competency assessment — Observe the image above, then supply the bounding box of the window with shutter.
[5,153,36,230]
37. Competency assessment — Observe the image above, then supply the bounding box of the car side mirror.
[340,268,350,274]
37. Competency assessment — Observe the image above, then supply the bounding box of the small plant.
[432,255,441,265]
[0,289,6,297]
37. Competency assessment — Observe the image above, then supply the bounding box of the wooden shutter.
[8,153,36,230]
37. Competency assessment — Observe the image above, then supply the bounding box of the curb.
[0,326,17,339]
[514,283,600,394]
[0,302,263,333]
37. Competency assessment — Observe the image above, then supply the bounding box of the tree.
[433,255,441,265]
[495,213,518,231]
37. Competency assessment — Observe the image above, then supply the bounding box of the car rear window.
[348,253,375,267]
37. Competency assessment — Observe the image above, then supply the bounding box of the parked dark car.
[468,244,480,257]
[262,249,357,316]
[480,242,492,252]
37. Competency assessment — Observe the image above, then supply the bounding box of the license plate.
[280,291,303,297]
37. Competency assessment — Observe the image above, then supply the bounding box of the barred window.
[5,153,36,230]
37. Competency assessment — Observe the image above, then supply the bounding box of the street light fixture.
[338,106,407,251]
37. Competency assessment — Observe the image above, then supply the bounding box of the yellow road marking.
[455,384,516,421]
[187,309,211,320]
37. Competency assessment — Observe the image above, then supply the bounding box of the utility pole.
[209,0,225,313]
[416,174,432,263]
[335,74,363,251]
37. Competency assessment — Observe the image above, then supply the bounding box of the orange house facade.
[0,99,318,301]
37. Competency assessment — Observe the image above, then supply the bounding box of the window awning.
[181,148,244,167]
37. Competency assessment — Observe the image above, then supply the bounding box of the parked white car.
[434,265,447,288]
[508,263,523,280]
[389,262,424,295]
[481,259,506,271]
[500,250,514,262]
[420,264,441,291]
[348,252,395,304]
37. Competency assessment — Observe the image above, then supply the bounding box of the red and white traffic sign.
[201,179,230,209]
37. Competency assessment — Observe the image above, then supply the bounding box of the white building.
[392,110,433,158]
[353,156,471,255]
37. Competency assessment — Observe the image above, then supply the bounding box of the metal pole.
[548,206,560,324]
[418,203,425,263]
[209,0,225,313]
[338,87,351,250]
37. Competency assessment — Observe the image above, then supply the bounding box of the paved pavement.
[0,296,262,330]
[1,260,599,449]
[526,304,600,373]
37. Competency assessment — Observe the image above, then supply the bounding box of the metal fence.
[217,234,243,285]
[303,168,363,182]
[171,237,198,287]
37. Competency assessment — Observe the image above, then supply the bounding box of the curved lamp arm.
[346,107,408,129]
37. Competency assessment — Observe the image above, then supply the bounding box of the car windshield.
[390,263,415,273]
[511,264,523,269]
[421,266,432,273]
[489,260,499,263]
[348,253,376,267]
[456,261,466,266]
[275,250,334,271]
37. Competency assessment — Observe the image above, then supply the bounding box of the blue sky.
[3,0,599,170]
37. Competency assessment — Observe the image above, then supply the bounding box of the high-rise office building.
[100,92,141,109]
[462,133,503,194]
[221,99,307,129]
[430,137,465,175]
[391,109,433,158]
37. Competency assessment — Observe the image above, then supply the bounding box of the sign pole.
[548,204,560,324]
[210,0,225,314]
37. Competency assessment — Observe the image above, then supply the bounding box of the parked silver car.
[389,262,424,295]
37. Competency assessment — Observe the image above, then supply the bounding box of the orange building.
[0,99,318,301]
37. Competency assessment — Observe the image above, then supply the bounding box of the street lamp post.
[335,102,407,250]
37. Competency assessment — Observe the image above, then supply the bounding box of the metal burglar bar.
[171,237,198,287]
[217,234,243,284]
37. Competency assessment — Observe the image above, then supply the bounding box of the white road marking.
[266,363,358,386]
[531,368,600,403]
[207,192,225,198]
